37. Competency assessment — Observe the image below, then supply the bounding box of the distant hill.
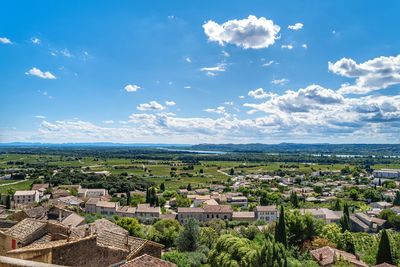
[191,143,400,156]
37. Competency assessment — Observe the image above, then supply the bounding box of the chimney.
[67,225,71,242]
[84,225,90,237]
[125,232,130,252]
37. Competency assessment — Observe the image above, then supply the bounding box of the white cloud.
[271,78,289,85]
[262,60,274,67]
[165,100,176,106]
[222,50,230,57]
[124,84,141,92]
[281,44,293,50]
[238,95,245,99]
[329,55,400,94]
[102,120,114,124]
[204,106,227,115]
[248,88,276,99]
[137,101,165,111]
[203,15,280,49]
[288,23,303,31]
[185,57,192,63]
[302,44,308,49]
[60,49,72,57]
[200,63,227,76]
[25,67,56,79]
[0,37,12,44]
[31,37,41,45]
[184,86,191,89]
[224,101,234,106]
[35,115,46,119]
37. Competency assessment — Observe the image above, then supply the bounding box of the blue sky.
[1,0,399,144]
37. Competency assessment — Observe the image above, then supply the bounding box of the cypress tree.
[376,230,393,264]
[6,195,11,209]
[187,183,192,191]
[275,206,287,247]
[145,187,150,203]
[126,191,131,205]
[393,191,400,206]
[160,182,165,192]
[334,199,341,211]
[340,213,351,232]
[290,191,299,208]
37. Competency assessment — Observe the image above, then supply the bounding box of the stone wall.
[51,237,128,267]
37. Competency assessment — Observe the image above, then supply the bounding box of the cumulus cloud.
[25,67,56,79]
[165,100,176,106]
[185,57,192,63]
[203,15,280,49]
[288,23,303,31]
[329,55,400,94]
[248,88,276,99]
[0,37,12,44]
[271,78,289,85]
[124,84,141,92]
[281,44,293,50]
[137,101,165,111]
[245,84,344,113]
[35,115,46,119]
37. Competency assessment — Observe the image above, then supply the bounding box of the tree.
[393,191,400,206]
[115,217,145,238]
[160,182,165,192]
[229,168,235,175]
[175,218,200,252]
[126,191,131,205]
[275,206,287,247]
[339,213,351,232]
[147,219,181,247]
[5,195,11,209]
[290,191,299,208]
[333,199,341,211]
[376,230,393,264]
[186,183,192,191]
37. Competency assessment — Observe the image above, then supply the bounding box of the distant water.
[158,148,227,154]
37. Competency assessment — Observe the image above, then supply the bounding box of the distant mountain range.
[0,142,399,155]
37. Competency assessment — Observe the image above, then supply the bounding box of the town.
[0,148,399,267]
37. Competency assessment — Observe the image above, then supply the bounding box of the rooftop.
[203,204,232,213]
[121,254,176,267]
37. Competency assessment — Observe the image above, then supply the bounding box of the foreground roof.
[121,254,176,267]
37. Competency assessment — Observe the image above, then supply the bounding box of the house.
[373,169,400,179]
[95,201,118,216]
[232,212,256,222]
[350,213,387,233]
[310,246,368,267]
[255,206,278,223]
[52,195,84,207]
[121,254,176,267]
[370,202,393,209]
[51,189,70,199]
[117,206,136,218]
[9,206,47,221]
[13,191,39,205]
[203,205,232,221]
[227,196,248,207]
[187,195,210,207]
[1,218,165,267]
[85,198,100,213]
[177,207,204,223]
[135,204,160,222]
[300,208,342,223]
[78,188,108,198]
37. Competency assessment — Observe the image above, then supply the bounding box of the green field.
[1,153,400,191]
